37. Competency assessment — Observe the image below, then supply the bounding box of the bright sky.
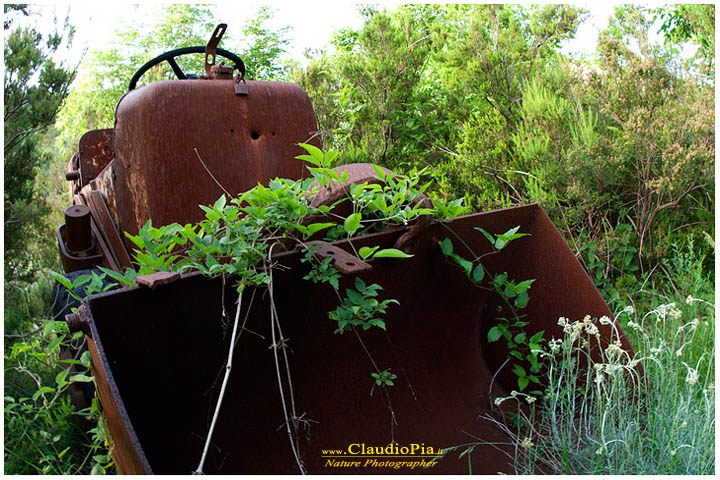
[23,2,684,73]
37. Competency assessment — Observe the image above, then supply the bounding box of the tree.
[656,4,715,75]
[4,4,75,278]
[296,6,438,169]
[241,5,291,80]
[430,4,586,208]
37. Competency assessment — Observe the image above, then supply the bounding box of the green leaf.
[325,150,339,165]
[213,195,227,211]
[439,237,453,256]
[509,350,524,360]
[346,289,364,305]
[98,267,137,287]
[487,326,503,342]
[373,248,413,259]
[474,227,496,246]
[55,368,70,387]
[529,331,545,344]
[451,254,473,277]
[515,279,536,291]
[518,376,529,391]
[472,263,485,282]
[32,386,55,402]
[358,246,379,260]
[297,143,325,164]
[70,374,94,383]
[514,291,529,308]
[512,364,527,377]
[306,222,336,236]
[370,319,386,330]
[372,164,387,181]
[344,212,362,235]
[47,336,63,353]
[50,271,74,291]
[80,351,92,367]
[514,332,527,344]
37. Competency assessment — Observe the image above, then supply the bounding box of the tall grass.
[490,240,715,474]
[4,272,113,474]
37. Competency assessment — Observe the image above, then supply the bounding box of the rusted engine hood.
[104,79,319,253]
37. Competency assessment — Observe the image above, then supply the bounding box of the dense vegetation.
[4,4,714,474]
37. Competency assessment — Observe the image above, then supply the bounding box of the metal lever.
[205,23,227,77]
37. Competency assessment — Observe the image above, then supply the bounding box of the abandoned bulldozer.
[56,25,635,474]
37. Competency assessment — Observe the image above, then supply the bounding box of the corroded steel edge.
[80,303,153,474]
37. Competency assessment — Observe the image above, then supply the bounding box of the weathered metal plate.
[78,129,114,186]
[79,205,633,474]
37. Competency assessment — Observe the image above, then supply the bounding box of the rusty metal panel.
[85,190,133,270]
[78,129,114,186]
[90,162,120,234]
[79,205,633,474]
[111,79,320,252]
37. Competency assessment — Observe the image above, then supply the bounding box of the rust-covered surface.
[77,204,633,475]
[77,129,114,187]
[107,79,320,254]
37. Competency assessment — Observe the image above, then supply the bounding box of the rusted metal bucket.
[70,204,633,474]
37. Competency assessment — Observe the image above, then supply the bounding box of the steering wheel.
[128,46,246,91]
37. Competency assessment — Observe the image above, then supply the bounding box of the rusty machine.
[56,25,634,474]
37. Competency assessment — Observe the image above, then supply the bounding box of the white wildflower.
[599,315,612,325]
[683,362,698,386]
[557,317,568,327]
[585,322,599,336]
[510,390,518,398]
[680,421,688,429]
[594,371,604,385]
[526,396,536,404]
[573,322,584,333]
[494,397,504,407]
[650,345,662,355]
[605,342,624,358]
[686,295,694,305]
[627,321,641,331]
[595,446,604,455]
[549,338,562,353]
[520,437,534,449]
